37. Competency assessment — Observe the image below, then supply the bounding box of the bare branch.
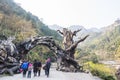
[66,35,89,51]
[73,29,82,36]
[57,30,63,35]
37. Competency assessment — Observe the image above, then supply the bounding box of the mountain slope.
[49,24,63,31]
[80,19,120,60]
[0,0,62,42]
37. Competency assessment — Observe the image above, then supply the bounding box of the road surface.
[0,68,101,80]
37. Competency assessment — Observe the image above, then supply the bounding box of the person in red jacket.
[44,58,51,77]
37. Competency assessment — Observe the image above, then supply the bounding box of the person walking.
[20,60,29,77]
[44,58,51,77]
[27,62,33,78]
[37,60,42,76]
[33,59,38,77]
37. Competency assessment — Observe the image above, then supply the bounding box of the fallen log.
[0,66,19,76]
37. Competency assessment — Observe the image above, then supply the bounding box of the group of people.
[20,58,51,78]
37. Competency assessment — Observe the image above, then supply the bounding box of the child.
[27,63,33,78]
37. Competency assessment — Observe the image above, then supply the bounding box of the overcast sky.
[14,0,120,29]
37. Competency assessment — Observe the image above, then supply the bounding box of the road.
[0,68,101,80]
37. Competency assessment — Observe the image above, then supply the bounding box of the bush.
[91,55,99,63]
[85,62,116,80]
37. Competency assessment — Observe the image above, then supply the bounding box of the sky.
[14,0,120,29]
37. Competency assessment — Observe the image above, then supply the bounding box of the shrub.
[91,55,99,63]
[85,61,116,80]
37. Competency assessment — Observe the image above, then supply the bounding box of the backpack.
[37,62,42,67]
[21,62,29,70]
[28,63,33,71]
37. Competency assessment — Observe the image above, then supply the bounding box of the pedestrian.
[27,62,33,78]
[20,60,29,77]
[44,58,51,77]
[33,59,38,77]
[37,60,42,76]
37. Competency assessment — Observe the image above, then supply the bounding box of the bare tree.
[57,28,88,58]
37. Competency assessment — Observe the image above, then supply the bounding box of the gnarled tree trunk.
[0,34,88,75]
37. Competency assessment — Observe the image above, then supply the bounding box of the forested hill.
[0,0,62,42]
[80,19,120,60]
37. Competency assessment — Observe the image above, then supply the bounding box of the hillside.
[49,24,63,31]
[0,0,62,42]
[80,19,120,60]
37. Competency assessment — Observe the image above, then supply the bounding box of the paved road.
[0,68,99,80]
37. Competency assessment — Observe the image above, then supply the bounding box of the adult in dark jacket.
[33,59,38,77]
[37,60,42,76]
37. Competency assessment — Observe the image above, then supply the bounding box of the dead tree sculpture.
[57,28,89,71]
[0,33,88,75]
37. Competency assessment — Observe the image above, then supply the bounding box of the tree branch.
[66,35,89,51]
[57,30,63,35]
[73,29,82,36]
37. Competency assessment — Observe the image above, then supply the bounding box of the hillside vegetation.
[0,0,61,41]
[78,20,120,61]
